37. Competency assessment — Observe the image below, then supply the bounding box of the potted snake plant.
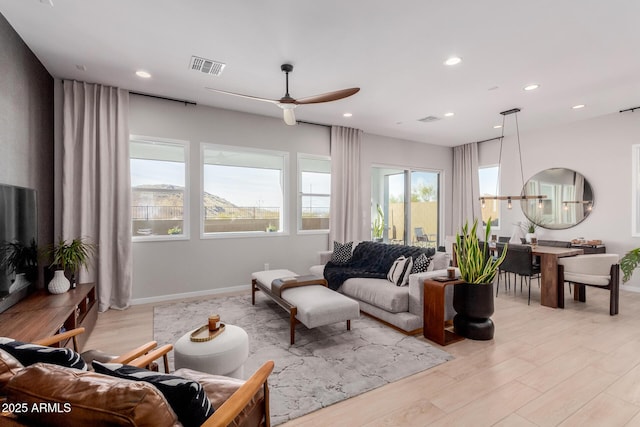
[453,218,507,340]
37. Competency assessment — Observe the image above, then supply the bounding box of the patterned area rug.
[153,293,453,425]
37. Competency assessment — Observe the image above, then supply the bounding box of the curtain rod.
[474,136,503,144]
[296,120,331,128]
[620,106,640,113]
[130,91,197,106]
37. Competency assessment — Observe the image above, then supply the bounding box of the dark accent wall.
[0,13,54,287]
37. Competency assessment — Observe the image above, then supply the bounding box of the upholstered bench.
[251,269,360,344]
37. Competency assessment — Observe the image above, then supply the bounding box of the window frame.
[130,135,190,243]
[370,164,442,246]
[297,153,331,234]
[478,164,501,231]
[200,143,289,239]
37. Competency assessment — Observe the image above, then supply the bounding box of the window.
[202,144,288,236]
[371,167,440,246]
[130,137,189,240]
[478,165,500,230]
[298,155,330,232]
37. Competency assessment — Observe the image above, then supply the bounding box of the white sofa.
[310,249,457,334]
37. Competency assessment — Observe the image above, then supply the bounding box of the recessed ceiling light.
[444,57,462,66]
[523,84,540,91]
[572,104,585,109]
[493,125,502,129]
[343,113,353,117]
[444,112,454,117]
[136,70,151,78]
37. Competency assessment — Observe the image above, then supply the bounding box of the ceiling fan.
[206,64,360,125]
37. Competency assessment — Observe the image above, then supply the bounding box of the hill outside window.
[201,144,288,237]
[130,137,189,241]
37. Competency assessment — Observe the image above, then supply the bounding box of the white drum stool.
[174,324,249,379]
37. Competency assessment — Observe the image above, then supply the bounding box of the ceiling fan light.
[283,108,296,126]
[277,103,297,110]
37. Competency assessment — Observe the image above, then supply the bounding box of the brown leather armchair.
[0,329,273,427]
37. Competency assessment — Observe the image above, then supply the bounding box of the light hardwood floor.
[86,284,640,426]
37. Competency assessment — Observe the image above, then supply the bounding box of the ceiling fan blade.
[294,87,360,105]
[283,108,296,126]
[205,87,279,104]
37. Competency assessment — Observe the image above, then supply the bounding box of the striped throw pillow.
[387,256,413,286]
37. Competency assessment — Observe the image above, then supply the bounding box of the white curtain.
[329,126,363,244]
[61,80,132,312]
[452,142,481,233]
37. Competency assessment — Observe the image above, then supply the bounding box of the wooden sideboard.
[570,244,606,254]
[0,283,97,350]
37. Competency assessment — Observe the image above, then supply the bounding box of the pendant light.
[479,108,545,209]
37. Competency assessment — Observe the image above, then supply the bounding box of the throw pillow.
[387,255,413,286]
[0,338,87,371]
[331,241,353,264]
[93,361,214,427]
[427,252,451,271]
[411,253,431,274]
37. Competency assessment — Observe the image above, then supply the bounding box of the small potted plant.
[372,204,384,242]
[453,218,507,340]
[0,238,38,291]
[521,218,539,243]
[46,237,97,294]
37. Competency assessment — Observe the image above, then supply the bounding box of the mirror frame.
[520,168,594,230]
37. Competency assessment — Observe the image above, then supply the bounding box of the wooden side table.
[423,279,464,346]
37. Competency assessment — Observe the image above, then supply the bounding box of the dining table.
[531,245,584,308]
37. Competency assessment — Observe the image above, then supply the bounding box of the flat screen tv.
[0,184,38,313]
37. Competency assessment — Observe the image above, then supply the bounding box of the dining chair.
[414,227,435,247]
[557,254,620,315]
[496,244,540,304]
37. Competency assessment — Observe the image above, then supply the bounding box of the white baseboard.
[131,284,251,306]
[621,284,640,293]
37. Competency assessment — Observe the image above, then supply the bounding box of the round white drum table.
[174,324,249,378]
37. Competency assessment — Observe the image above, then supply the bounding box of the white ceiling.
[2,0,640,147]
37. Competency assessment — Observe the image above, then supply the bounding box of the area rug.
[153,293,453,425]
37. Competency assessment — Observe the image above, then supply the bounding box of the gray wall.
[478,111,640,288]
[0,13,54,287]
[129,95,453,302]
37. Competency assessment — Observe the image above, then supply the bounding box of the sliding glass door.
[371,167,440,246]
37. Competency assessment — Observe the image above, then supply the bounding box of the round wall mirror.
[521,168,594,230]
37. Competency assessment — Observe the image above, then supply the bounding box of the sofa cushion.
[341,278,409,313]
[93,361,214,427]
[387,256,413,286]
[427,252,450,271]
[331,241,353,264]
[5,362,178,426]
[0,337,87,371]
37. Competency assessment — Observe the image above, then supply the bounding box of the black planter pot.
[453,282,495,340]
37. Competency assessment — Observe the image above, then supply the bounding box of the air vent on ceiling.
[417,115,441,123]
[189,56,226,76]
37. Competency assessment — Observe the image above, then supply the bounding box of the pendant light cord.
[496,114,506,196]
[515,112,525,187]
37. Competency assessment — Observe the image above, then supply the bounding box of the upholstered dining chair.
[557,254,620,315]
